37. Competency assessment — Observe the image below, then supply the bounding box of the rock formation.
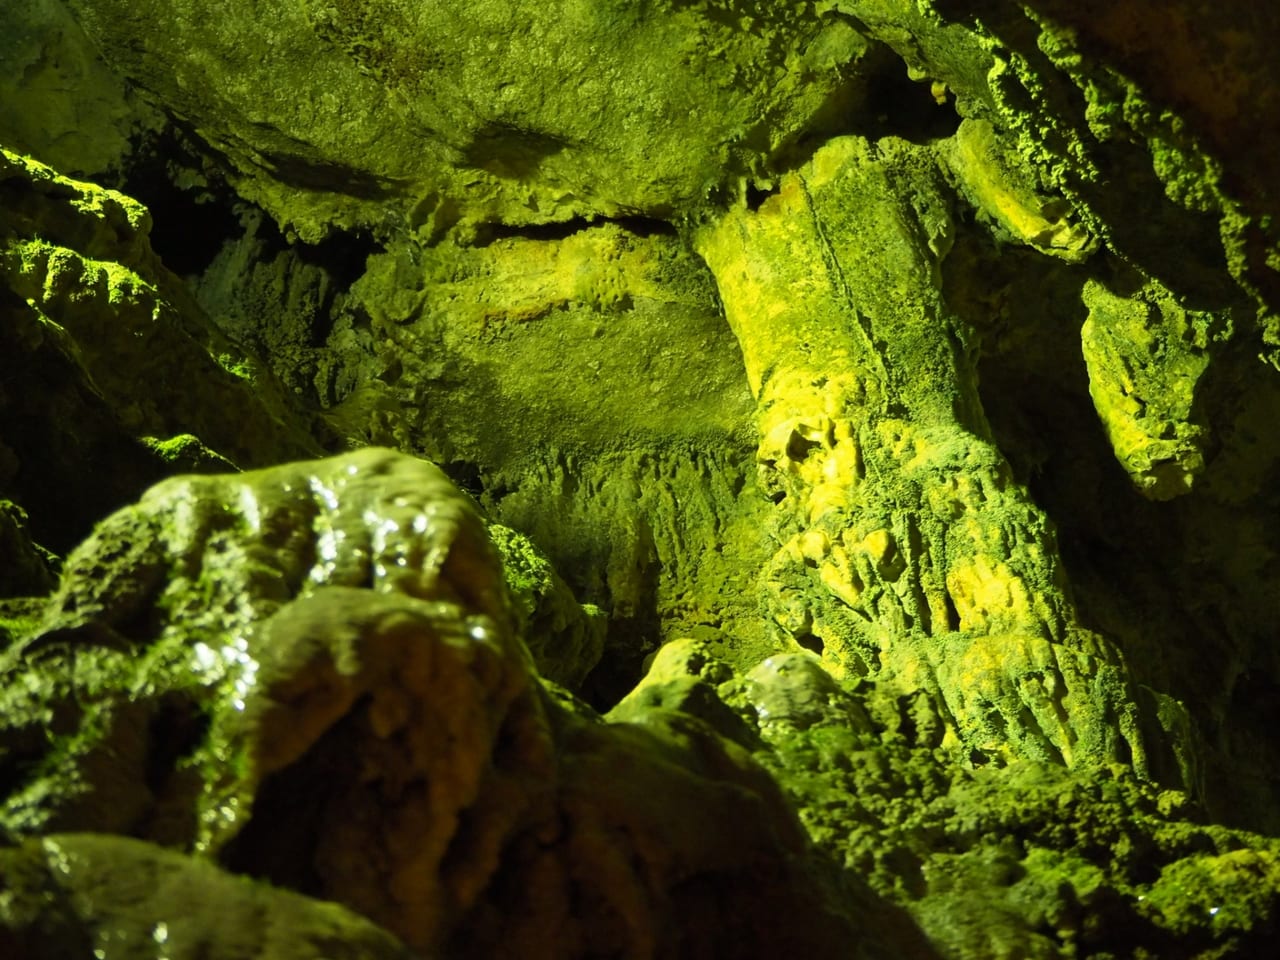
[2,1,1280,957]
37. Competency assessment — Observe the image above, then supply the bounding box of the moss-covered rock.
[487,522,606,690]
[0,449,900,958]
[1080,276,1234,499]
[0,147,320,549]
[696,133,1150,770]
[0,501,57,598]
[0,832,420,960]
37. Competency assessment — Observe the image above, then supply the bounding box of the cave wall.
[3,1,1280,958]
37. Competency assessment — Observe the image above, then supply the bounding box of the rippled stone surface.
[0,449,885,958]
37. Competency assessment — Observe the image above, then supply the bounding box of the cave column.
[696,135,1145,769]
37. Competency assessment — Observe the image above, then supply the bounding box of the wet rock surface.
[0,833,420,960]
[0,450,878,958]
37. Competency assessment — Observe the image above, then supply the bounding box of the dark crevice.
[942,590,961,633]
[578,570,662,713]
[579,618,661,713]
[796,632,825,656]
[144,697,209,794]
[441,459,485,498]
[786,430,822,463]
[293,228,382,293]
[472,214,677,247]
[860,49,963,145]
[749,40,962,201]
[261,153,399,201]
[120,128,383,318]
[745,181,777,212]
[245,211,382,293]
[119,132,242,279]
[241,213,383,347]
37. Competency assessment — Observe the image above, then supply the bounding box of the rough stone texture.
[323,221,774,703]
[0,833,419,960]
[0,450,876,958]
[623,635,1280,958]
[0,0,161,179]
[55,0,875,241]
[696,132,1148,773]
[2,0,1280,957]
[0,501,56,598]
[0,147,319,551]
[487,522,607,690]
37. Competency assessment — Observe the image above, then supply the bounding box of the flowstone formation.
[3,0,1280,957]
[1,449,870,958]
[696,133,1143,771]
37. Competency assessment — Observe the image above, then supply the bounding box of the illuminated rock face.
[3,1,1280,957]
[52,0,870,241]
[696,134,1144,770]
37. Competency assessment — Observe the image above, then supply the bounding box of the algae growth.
[2,1,1280,958]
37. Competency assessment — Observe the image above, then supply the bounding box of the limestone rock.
[0,0,160,178]
[0,147,318,550]
[4,0,1280,957]
[1080,276,1234,499]
[696,134,1148,771]
[945,118,1096,263]
[0,832,420,960]
[0,449,886,958]
[59,0,873,240]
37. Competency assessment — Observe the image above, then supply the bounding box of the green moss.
[0,833,419,959]
[0,614,35,647]
[140,433,237,470]
[487,522,606,689]
[1140,849,1280,948]
[0,643,138,835]
[214,352,256,383]
[488,523,557,621]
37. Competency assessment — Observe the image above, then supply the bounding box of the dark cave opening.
[951,223,1280,830]
[753,39,963,200]
[218,707,367,898]
[578,613,662,714]
[795,631,826,656]
[242,211,384,349]
[745,180,777,212]
[119,135,243,279]
[861,55,963,145]
[117,130,383,362]
[441,459,486,498]
[290,225,382,295]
